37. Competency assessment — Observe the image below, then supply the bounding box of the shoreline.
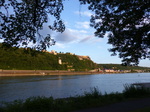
[0,70,102,76]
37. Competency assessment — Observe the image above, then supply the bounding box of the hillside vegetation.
[0,44,98,71]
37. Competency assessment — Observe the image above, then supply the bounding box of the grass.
[0,85,150,112]
[123,84,150,98]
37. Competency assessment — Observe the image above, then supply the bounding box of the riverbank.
[1,85,150,112]
[0,70,102,76]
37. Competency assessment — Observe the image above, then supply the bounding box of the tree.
[80,0,150,65]
[0,0,65,50]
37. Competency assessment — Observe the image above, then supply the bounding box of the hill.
[0,44,98,71]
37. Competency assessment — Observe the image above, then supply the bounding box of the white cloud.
[74,11,92,17]
[39,22,101,48]
[55,43,66,48]
[79,30,87,33]
[54,28,79,43]
[68,28,87,34]
[53,28,97,44]
[53,27,103,44]
[75,21,90,29]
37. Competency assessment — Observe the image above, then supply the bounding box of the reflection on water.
[0,73,150,102]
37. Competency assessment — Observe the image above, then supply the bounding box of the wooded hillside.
[0,44,98,71]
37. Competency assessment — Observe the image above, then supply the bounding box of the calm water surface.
[0,73,150,102]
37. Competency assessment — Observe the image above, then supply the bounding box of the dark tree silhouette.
[0,0,65,50]
[0,0,149,65]
[80,0,150,65]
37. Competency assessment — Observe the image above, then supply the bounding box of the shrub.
[123,84,150,98]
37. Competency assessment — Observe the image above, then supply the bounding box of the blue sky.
[44,0,150,67]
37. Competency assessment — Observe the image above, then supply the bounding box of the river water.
[0,73,150,102]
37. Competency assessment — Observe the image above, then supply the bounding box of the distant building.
[58,57,62,64]
[77,55,91,60]
[47,50,91,63]
[50,50,57,55]
[42,50,58,55]
[105,69,116,73]
[134,70,143,73]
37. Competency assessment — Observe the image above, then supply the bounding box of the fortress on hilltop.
[46,50,91,60]
[77,55,91,60]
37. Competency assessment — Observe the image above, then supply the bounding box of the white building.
[58,57,62,64]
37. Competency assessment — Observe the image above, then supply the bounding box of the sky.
[43,0,150,67]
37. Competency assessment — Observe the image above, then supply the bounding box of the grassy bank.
[0,85,150,112]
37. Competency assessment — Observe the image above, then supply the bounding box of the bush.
[123,84,150,98]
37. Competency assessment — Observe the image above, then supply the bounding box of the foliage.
[57,53,98,71]
[0,44,98,71]
[1,85,150,112]
[80,0,150,66]
[0,0,65,50]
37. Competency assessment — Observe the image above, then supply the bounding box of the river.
[0,73,150,102]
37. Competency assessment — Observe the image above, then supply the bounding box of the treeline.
[0,44,98,71]
[98,64,150,71]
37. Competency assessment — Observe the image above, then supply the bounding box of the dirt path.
[73,97,150,112]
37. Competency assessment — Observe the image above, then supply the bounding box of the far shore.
[0,70,147,77]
